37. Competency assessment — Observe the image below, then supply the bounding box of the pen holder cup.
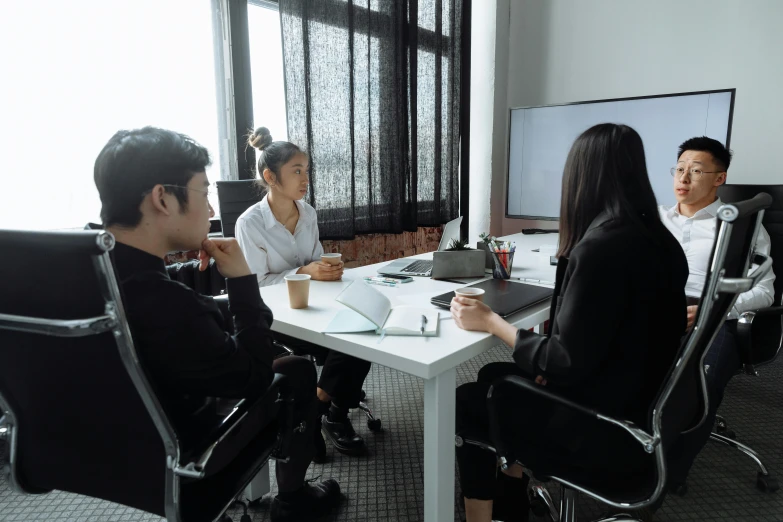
[491,251,515,279]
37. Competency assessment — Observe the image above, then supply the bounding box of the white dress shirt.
[235,195,324,287]
[659,198,777,318]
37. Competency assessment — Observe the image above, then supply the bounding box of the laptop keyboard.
[401,260,433,274]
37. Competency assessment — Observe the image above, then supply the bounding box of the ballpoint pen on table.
[365,280,397,288]
[516,277,556,285]
[420,314,428,335]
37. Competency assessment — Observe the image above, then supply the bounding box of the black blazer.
[112,242,278,417]
[512,212,689,429]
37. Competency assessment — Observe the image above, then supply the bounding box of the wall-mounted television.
[506,89,736,220]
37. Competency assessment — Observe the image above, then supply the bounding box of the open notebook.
[324,281,440,336]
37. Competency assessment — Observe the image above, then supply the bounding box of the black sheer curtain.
[279,0,463,240]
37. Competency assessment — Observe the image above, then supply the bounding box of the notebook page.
[383,307,439,335]
[335,281,392,328]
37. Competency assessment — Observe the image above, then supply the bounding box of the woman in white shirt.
[235,127,370,458]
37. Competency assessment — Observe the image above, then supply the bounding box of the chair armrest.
[174,373,290,479]
[487,375,657,454]
[273,341,294,359]
[736,306,783,369]
[753,305,783,317]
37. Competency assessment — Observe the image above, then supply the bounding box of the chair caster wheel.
[367,418,382,432]
[715,419,735,439]
[757,472,779,493]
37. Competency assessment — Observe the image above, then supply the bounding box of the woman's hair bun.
[249,126,273,150]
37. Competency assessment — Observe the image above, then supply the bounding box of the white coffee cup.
[321,253,342,266]
[284,274,312,309]
[455,287,485,302]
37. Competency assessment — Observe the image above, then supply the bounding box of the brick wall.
[164,227,444,267]
[322,227,444,268]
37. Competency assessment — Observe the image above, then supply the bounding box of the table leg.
[423,368,456,522]
[243,462,270,502]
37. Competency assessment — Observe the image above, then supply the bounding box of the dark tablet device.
[431,279,553,318]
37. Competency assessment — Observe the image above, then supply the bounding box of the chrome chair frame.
[0,230,293,522]
[457,195,773,522]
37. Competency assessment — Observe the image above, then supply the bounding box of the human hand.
[686,305,698,330]
[299,260,344,281]
[199,238,252,279]
[450,296,497,332]
[535,375,548,386]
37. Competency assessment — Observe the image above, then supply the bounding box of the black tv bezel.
[505,88,737,221]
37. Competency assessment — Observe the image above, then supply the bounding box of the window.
[0,1,225,230]
[248,2,289,143]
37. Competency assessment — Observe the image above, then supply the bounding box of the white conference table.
[259,232,558,522]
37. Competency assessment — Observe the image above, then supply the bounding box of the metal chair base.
[709,431,779,492]
[529,485,642,522]
[528,485,642,522]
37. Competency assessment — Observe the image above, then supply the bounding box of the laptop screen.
[436,216,463,251]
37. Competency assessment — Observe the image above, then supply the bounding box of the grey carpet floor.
[1,344,781,521]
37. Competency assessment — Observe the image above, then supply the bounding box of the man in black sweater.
[93,126,340,522]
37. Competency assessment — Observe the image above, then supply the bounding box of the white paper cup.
[321,253,342,266]
[455,287,485,302]
[284,274,311,309]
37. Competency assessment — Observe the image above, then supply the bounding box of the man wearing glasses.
[659,136,776,495]
[93,127,341,521]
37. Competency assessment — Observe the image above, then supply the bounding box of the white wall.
[497,0,783,235]
[468,0,504,245]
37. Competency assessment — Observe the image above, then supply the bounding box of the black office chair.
[456,193,774,522]
[706,184,783,493]
[215,179,382,433]
[0,229,295,522]
[216,179,264,238]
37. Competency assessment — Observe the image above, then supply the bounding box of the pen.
[366,280,397,287]
[420,314,428,335]
[516,277,556,285]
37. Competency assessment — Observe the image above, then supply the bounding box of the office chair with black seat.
[706,183,783,493]
[216,179,264,238]
[0,229,296,522]
[456,193,774,522]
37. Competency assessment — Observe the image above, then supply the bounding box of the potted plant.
[432,237,486,278]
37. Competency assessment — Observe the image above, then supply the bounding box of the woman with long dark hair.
[451,124,689,521]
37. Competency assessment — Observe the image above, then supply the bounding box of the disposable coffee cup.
[455,287,485,302]
[321,253,342,266]
[285,274,311,309]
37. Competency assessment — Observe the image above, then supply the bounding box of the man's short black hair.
[94,126,211,227]
[677,136,733,172]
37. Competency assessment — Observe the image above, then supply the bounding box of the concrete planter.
[432,249,486,278]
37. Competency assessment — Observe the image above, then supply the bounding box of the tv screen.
[506,89,735,220]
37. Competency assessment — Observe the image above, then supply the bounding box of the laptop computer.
[378,216,463,277]
[430,279,554,318]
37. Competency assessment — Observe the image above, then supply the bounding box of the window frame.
[229,0,471,237]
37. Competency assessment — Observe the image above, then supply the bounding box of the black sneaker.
[270,479,341,522]
[321,415,366,456]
